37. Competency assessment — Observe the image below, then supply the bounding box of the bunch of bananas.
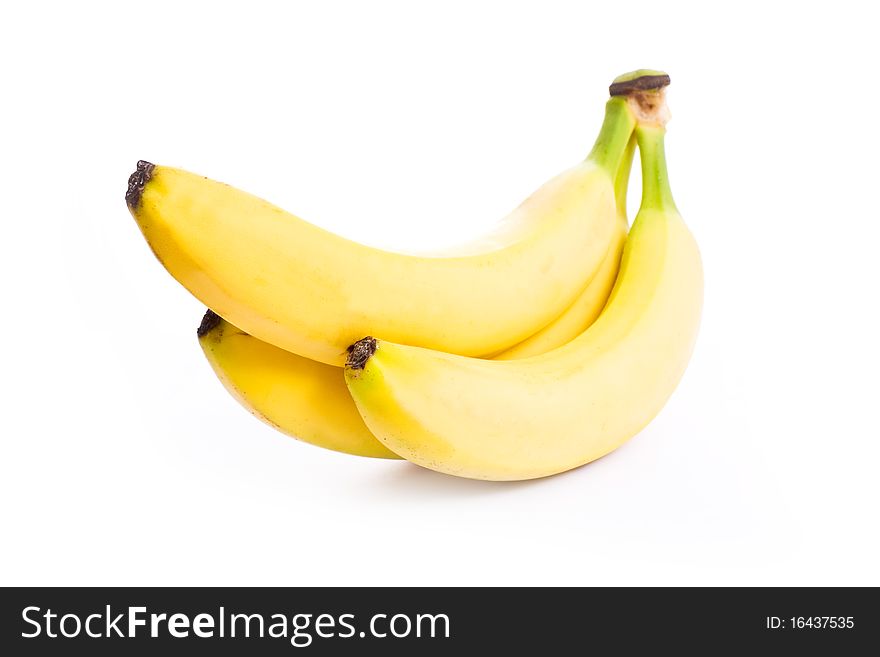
[126,70,702,481]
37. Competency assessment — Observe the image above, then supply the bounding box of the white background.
[1,1,878,586]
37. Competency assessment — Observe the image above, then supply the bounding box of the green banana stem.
[613,134,636,218]
[588,96,637,178]
[635,123,677,213]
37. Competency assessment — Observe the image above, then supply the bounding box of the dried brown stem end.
[346,337,378,369]
[125,160,155,209]
[197,309,223,338]
[608,74,670,97]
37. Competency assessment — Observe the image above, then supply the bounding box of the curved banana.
[344,97,703,480]
[127,93,636,366]
[197,310,400,459]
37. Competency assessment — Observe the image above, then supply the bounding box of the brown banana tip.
[197,309,223,338]
[125,160,155,209]
[346,337,377,369]
[609,74,671,97]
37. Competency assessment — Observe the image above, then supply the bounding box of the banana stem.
[636,123,677,213]
[587,97,637,177]
[613,134,636,218]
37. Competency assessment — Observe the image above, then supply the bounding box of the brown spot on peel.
[346,337,377,370]
[125,160,155,209]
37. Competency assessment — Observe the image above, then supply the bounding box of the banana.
[126,90,636,366]
[344,83,703,480]
[196,136,636,459]
[197,310,400,459]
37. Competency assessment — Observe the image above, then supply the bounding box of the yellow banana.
[127,92,636,366]
[344,88,703,480]
[197,310,399,459]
